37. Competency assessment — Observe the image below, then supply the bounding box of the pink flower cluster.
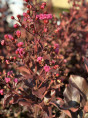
[0,89,3,95]
[36,14,52,20]
[23,12,30,21]
[17,42,24,47]
[37,56,43,62]
[5,77,11,83]
[16,48,25,58]
[4,34,14,40]
[44,64,51,72]
[14,78,18,83]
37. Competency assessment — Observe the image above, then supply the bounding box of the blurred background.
[0,0,71,38]
[0,0,72,25]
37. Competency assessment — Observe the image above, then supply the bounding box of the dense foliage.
[0,0,88,117]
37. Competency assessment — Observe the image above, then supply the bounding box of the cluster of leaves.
[0,0,88,117]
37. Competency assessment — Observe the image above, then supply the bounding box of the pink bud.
[44,28,48,33]
[5,77,11,83]
[11,16,14,19]
[16,30,21,38]
[15,50,19,54]
[14,24,19,28]
[0,89,3,95]
[14,78,18,83]
[17,42,23,47]
[40,5,45,9]
[64,59,67,63]
[4,34,9,39]
[42,2,46,6]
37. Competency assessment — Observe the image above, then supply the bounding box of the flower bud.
[24,0,29,2]
[16,30,21,38]
[44,19,49,24]
[0,89,3,95]
[14,24,19,28]
[11,16,14,19]
[27,5,30,8]
[27,10,30,14]
[4,34,9,39]
[17,15,21,19]
[42,2,46,6]
[40,5,45,9]
[17,42,23,47]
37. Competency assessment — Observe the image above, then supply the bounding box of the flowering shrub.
[0,0,88,117]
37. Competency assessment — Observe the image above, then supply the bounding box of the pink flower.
[37,57,43,62]
[16,48,25,58]
[17,42,23,47]
[8,34,14,40]
[14,24,19,28]
[23,12,27,17]
[4,34,9,39]
[36,14,52,20]
[44,64,50,72]
[1,40,5,45]
[14,78,18,83]
[5,77,11,83]
[0,89,3,95]
[4,34,14,40]
[23,12,30,21]
[64,59,67,63]
[16,30,21,38]
[40,5,45,9]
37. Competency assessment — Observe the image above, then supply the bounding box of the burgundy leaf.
[32,86,47,99]
[17,66,33,79]
[3,93,12,107]
[63,75,88,110]
[43,54,50,60]
[18,98,33,107]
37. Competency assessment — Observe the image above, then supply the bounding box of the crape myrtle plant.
[0,0,67,117]
[1,0,88,118]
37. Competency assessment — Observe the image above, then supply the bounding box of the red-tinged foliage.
[1,0,88,118]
